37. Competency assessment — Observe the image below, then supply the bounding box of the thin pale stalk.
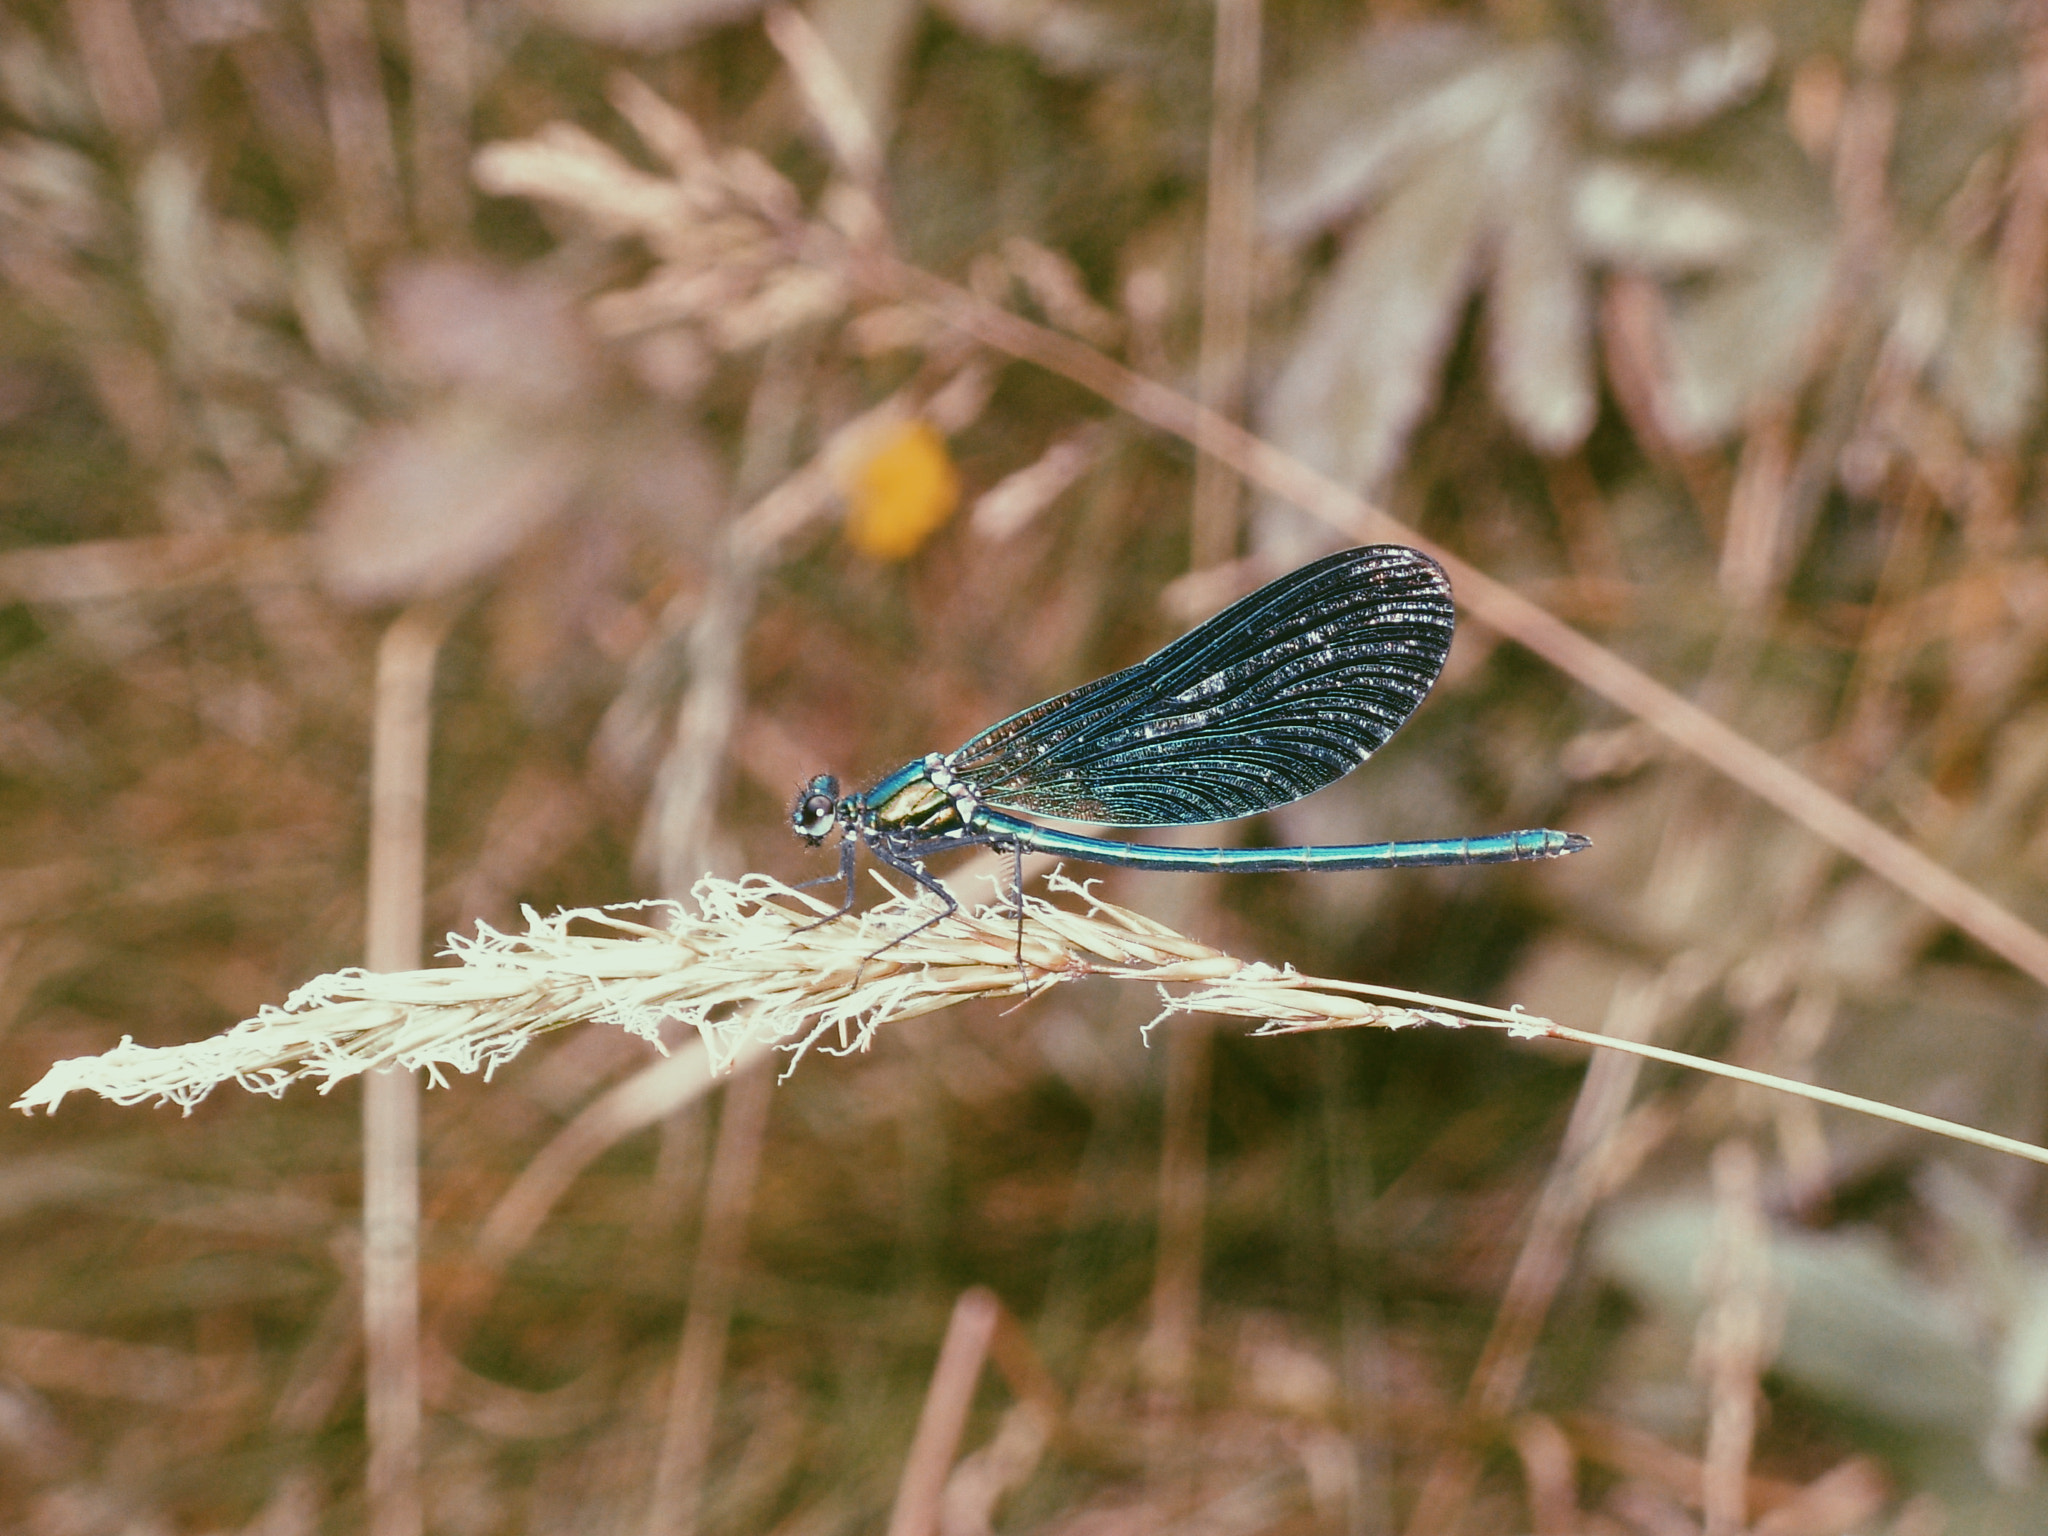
[1189,0,1261,567]
[1129,841,1225,1464]
[429,1036,774,1349]
[1320,1033,1388,1536]
[886,1288,1003,1536]
[1535,1022,2048,1167]
[404,0,472,241]
[648,339,809,895]
[363,599,457,1536]
[311,0,404,253]
[763,5,885,189]
[1145,1019,1212,1421]
[1399,973,1674,1536]
[648,568,757,897]
[646,1060,774,1536]
[1699,1140,1772,1536]
[1508,1415,1581,1536]
[472,1040,760,1277]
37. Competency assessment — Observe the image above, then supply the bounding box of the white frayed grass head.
[13,871,1535,1116]
[19,871,2048,1173]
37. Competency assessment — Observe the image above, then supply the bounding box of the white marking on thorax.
[924,751,982,826]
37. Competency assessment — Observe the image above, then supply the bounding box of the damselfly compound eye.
[790,776,841,843]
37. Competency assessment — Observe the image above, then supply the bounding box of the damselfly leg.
[789,837,859,912]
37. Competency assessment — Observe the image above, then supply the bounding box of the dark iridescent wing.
[950,545,1454,826]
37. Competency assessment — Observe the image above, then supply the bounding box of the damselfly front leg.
[790,833,861,931]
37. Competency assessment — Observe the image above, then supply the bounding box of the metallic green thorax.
[863,760,966,836]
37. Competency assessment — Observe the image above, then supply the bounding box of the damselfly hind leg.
[1001,837,1038,994]
[874,830,1037,992]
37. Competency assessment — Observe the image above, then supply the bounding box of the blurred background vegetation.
[6,0,2048,1530]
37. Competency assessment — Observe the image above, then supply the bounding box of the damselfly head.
[791,774,840,844]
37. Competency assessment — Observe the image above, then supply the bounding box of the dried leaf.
[1571,159,1752,272]
[137,147,284,382]
[380,259,597,410]
[1486,64,1597,455]
[1262,22,1499,242]
[1933,262,2043,446]
[1260,134,1490,493]
[522,0,766,50]
[314,407,586,603]
[807,0,924,141]
[925,0,1135,76]
[0,24,96,132]
[1599,24,1775,139]
[0,132,107,252]
[1989,1273,2048,1485]
[1264,19,1793,477]
[1598,1200,1994,1436]
[1660,228,1834,446]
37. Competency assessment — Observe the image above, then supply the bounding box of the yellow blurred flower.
[842,419,960,561]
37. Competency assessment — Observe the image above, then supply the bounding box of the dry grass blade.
[7,870,1491,1117]
[10,872,1241,1110]
[15,877,2048,1175]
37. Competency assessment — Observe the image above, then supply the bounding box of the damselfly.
[791,545,1587,948]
